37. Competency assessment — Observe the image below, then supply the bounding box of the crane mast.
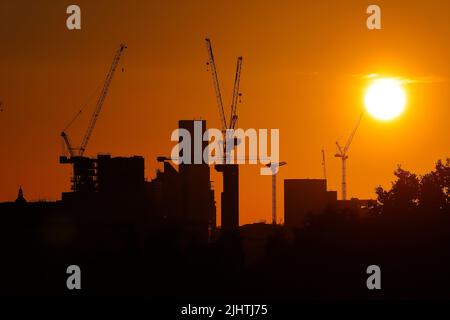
[335,112,364,200]
[79,43,127,155]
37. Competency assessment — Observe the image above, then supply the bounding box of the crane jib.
[79,44,127,156]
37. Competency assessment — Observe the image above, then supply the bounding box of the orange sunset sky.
[0,0,449,225]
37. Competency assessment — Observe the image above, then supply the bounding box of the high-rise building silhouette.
[150,120,216,243]
[215,164,239,231]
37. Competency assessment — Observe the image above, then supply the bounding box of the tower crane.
[205,38,243,232]
[334,112,364,200]
[59,44,126,193]
[205,38,243,159]
[61,43,127,158]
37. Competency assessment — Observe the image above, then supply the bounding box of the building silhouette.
[284,178,375,228]
[215,164,239,232]
[151,120,216,243]
[61,154,148,206]
[284,179,337,228]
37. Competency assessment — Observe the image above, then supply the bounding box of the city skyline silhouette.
[1,1,450,225]
[1,0,450,305]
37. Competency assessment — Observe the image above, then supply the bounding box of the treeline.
[374,158,450,215]
[258,158,450,299]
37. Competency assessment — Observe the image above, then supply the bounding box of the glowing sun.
[364,78,406,120]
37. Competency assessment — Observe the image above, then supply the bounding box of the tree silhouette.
[375,158,450,215]
[375,166,419,215]
[420,159,450,213]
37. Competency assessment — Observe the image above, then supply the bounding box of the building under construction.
[60,154,146,202]
[57,45,216,244]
